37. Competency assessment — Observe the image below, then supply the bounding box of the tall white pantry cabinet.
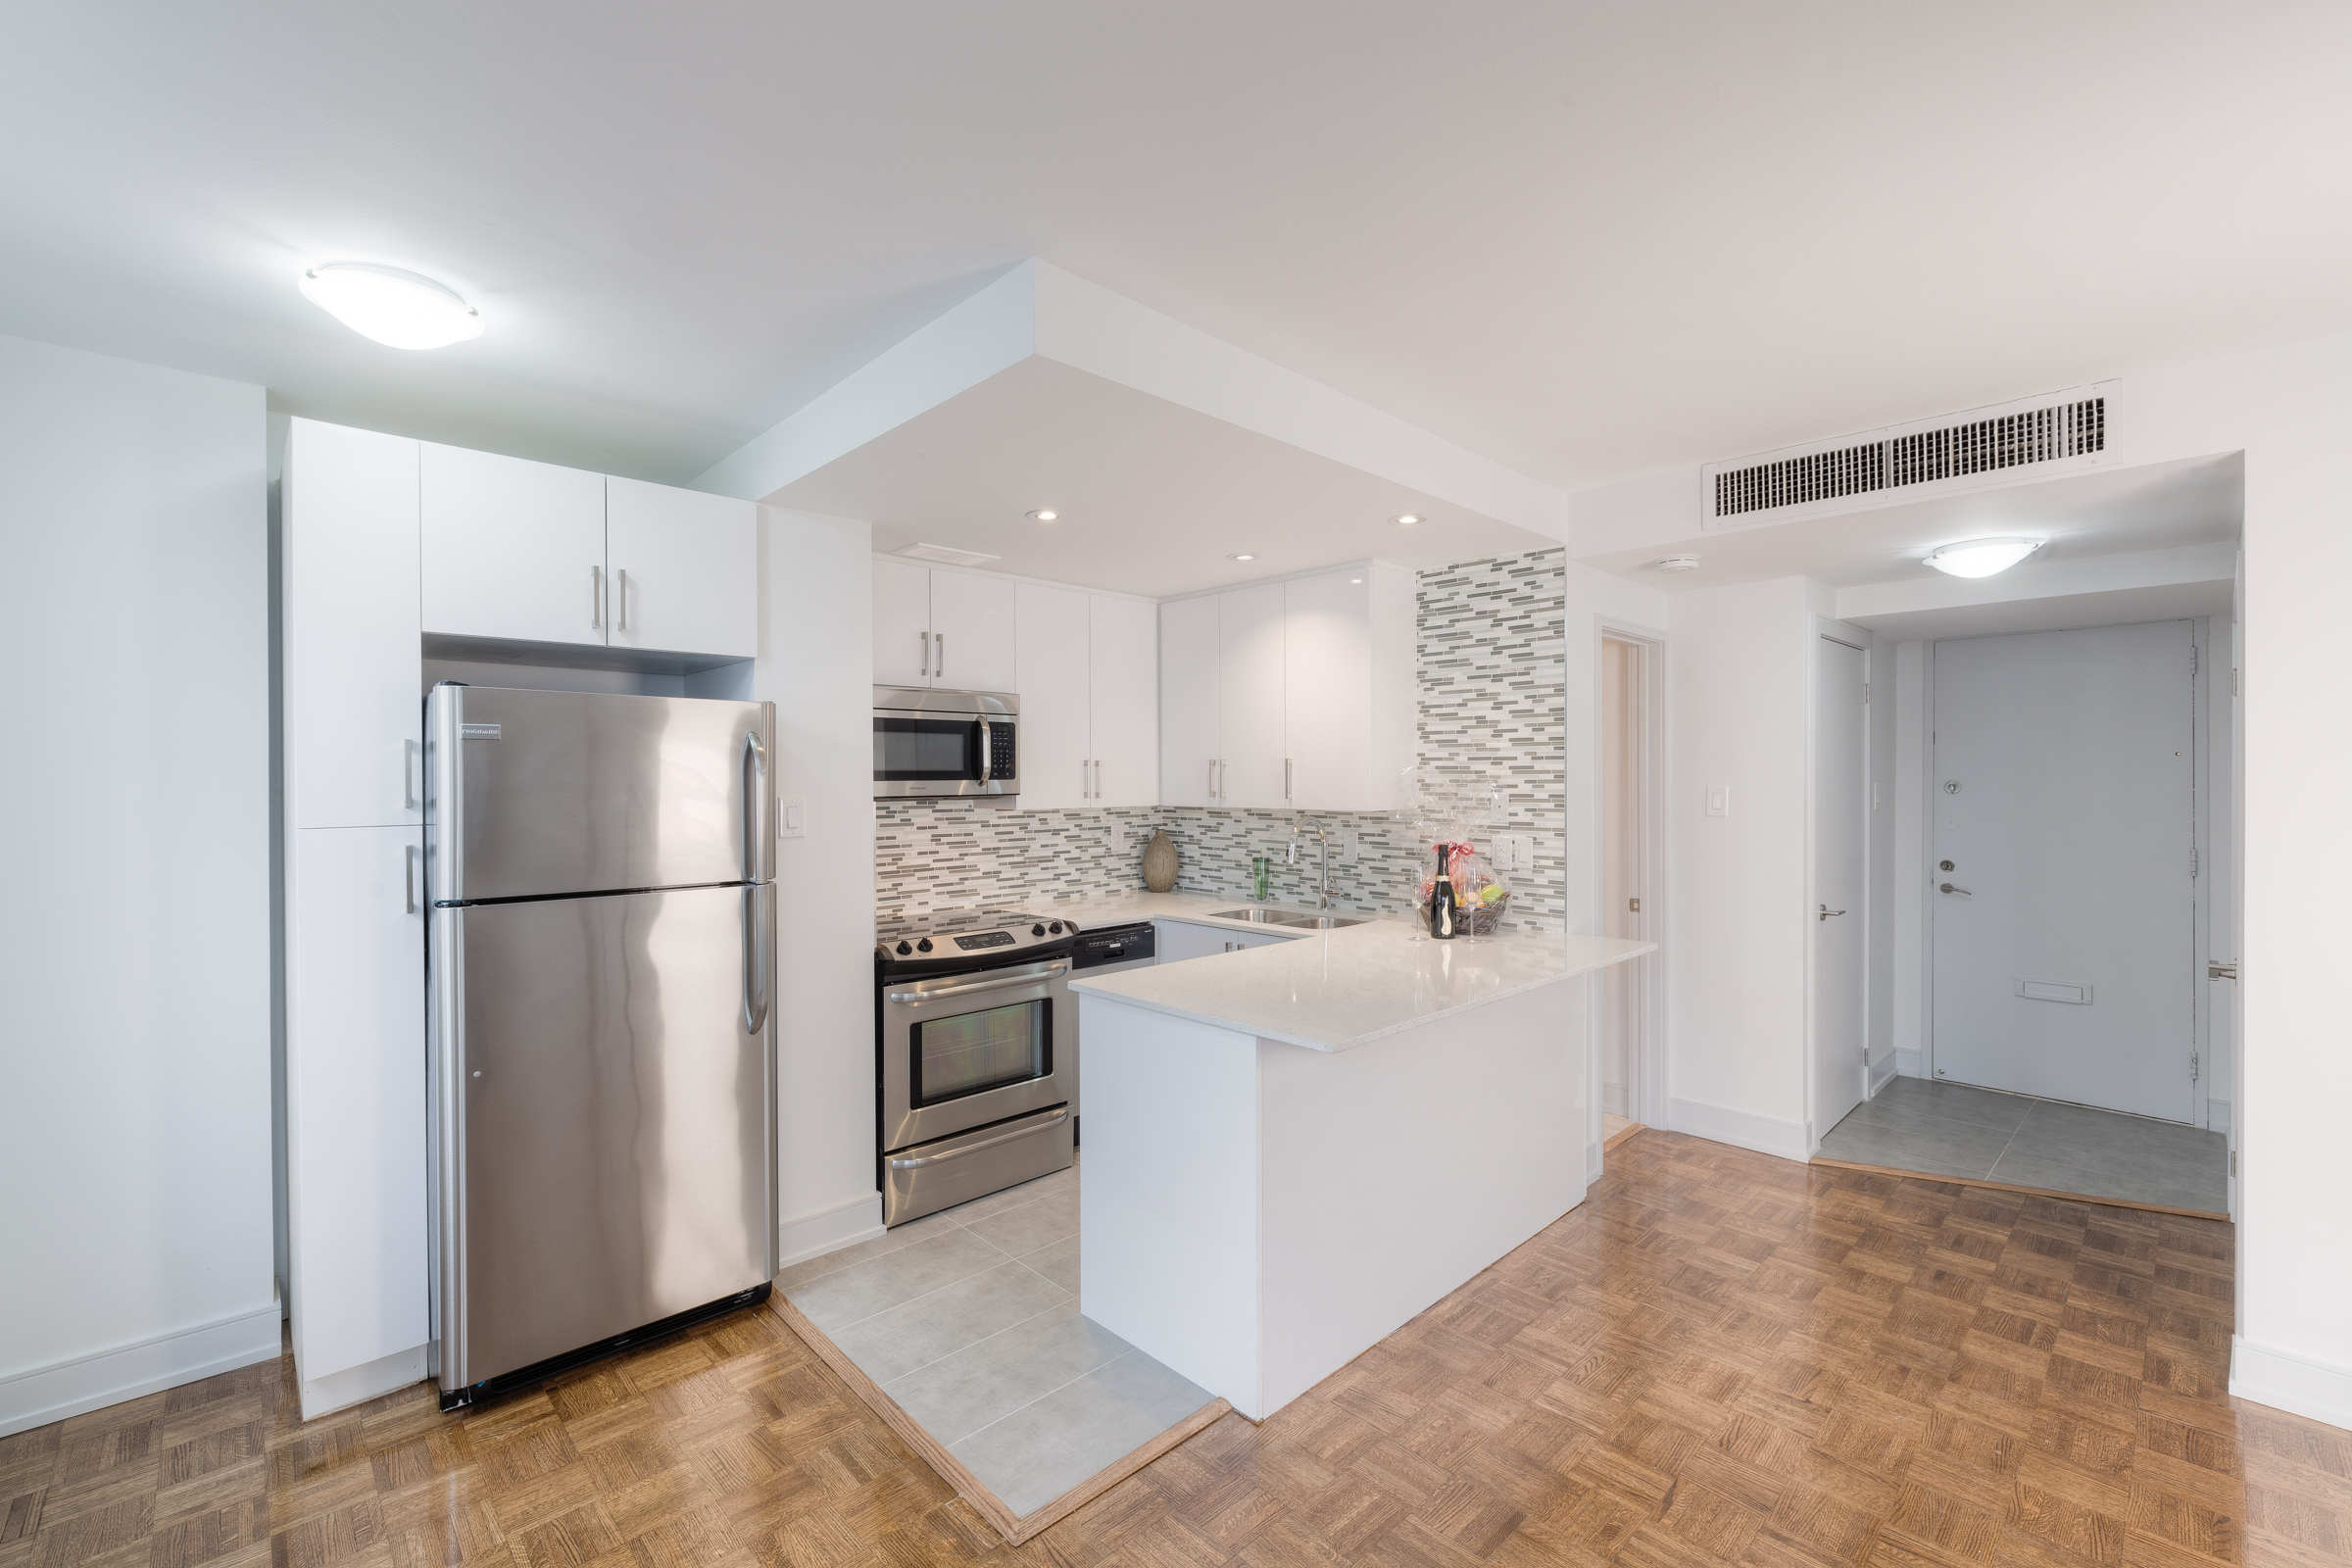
[280,417,757,1419]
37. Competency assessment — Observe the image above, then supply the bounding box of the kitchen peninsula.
[1069,918,1652,1421]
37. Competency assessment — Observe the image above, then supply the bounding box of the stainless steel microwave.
[873,687,1019,800]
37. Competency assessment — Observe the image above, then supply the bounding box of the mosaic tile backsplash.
[875,549,1568,933]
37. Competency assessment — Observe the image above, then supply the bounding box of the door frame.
[1592,616,1667,1160]
[1921,619,2211,1125]
[1807,615,1874,1154]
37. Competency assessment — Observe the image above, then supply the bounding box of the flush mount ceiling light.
[1655,555,1701,572]
[1227,552,1257,562]
[1026,509,1057,521]
[1393,514,1423,526]
[1924,537,2043,578]
[300,262,482,349]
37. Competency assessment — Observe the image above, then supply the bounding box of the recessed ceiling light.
[300,263,482,349]
[1655,555,1700,572]
[1228,553,1257,562]
[1027,509,1057,521]
[1924,537,2043,578]
[1349,577,1363,584]
[1393,514,1423,526]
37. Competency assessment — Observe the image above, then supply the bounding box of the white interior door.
[1014,582,1092,809]
[1599,637,1640,1121]
[1931,622,2196,1120]
[1813,633,1868,1142]
[1089,595,1159,808]
[1217,583,1288,808]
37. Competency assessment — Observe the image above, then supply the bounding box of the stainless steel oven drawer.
[883,1105,1073,1228]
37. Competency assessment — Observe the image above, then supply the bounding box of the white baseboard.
[1894,1049,1924,1078]
[1867,1055,1900,1096]
[2231,1337,2352,1434]
[1667,1098,1810,1163]
[1601,1084,1628,1118]
[778,1192,885,1270]
[0,1304,281,1439]
[2210,1099,2232,1137]
[298,1343,428,1422]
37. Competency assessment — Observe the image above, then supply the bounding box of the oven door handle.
[889,1108,1069,1170]
[886,958,1068,1004]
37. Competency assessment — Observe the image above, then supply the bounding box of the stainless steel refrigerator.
[424,682,777,1409]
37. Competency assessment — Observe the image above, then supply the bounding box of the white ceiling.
[1841,578,2235,643]
[775,357,1556,596]
[4,4,2349,490]
[1574,454,2243,592]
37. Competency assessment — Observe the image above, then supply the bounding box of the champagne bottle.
[1432,845,1458,940]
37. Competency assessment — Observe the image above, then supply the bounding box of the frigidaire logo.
[460,723,503,740]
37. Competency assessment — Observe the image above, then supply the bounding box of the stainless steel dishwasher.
[1066,921,1157,1146]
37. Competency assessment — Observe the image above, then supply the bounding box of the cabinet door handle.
[1094,760,1102,799]
[920,630,930,677]
[615,567,628,632]
[404,738,419,812]
[590,564,603,629]
[936,633,945,678]
[1206,760,1216,801]
[405,843,418,914]
[1285,758,1294,800]
[1219,760,1228,799]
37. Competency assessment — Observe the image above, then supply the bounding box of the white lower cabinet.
[1154,920,1294,963]
[285,824,427,1408]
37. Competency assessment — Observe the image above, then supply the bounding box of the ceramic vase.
[1142,828,1179,893]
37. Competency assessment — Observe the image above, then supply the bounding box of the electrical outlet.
[1494,834,1535,872]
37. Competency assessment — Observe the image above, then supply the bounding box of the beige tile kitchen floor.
[775,1157,1216,1519]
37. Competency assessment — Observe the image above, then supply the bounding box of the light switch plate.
[1706,785,1731,817]
[778,794,808,839]
[1494,834,1535,872]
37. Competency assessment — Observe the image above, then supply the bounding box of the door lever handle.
[1818,905,1846,920]
[1938,883,1972,896]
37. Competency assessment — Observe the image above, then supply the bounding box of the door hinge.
[2232,667,2239,696]
[2190,848,2199,880]
[2231,1150,2238,1177]
[1629,896,1642,912]
[1861,682,1871,704]
[2190,645,2199,676]
[2191,1051,2199,1082]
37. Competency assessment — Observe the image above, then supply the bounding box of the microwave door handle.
[974,716,990,782]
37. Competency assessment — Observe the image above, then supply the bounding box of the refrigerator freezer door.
[427,685,774,903]
[436,884,775,1391]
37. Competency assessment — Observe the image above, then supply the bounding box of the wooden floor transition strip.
[1602,1119,1645,1153]
[1807,1153,2229,1221]
[767,1292,1232,1546]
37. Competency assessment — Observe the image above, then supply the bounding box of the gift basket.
[1392,768,1514,939]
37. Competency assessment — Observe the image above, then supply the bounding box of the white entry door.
[1931,622,2195,1120]
[1813,633,1868,1142]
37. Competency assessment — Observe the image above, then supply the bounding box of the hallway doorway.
[1597,625,1659,1151]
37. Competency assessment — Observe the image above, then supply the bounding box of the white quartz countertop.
[1067,909,1655,1053]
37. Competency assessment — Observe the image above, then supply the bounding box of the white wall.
[0,335,275,1436]
[1660,576,1816,1159]
[755,507,882,1265]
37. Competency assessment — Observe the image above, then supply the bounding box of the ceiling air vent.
[1700,381,2120,530]
[894,542,1001,566]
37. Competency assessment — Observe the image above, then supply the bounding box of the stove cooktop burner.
[874,906,1078,968]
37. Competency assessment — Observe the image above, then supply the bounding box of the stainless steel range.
[875,907,1077,1226]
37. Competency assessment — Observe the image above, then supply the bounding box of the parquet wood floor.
[7,1129,2346,1568]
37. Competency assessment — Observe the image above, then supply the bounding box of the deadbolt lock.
[1939,859,1954,872]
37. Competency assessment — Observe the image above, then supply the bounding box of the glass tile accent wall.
[875,549,1568,933]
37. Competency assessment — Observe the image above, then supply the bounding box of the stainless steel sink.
[1208,909,1370,930]
[1208,907,1289,923]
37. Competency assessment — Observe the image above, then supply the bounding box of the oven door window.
[911,999,1052,1106]
[874,715,979,782]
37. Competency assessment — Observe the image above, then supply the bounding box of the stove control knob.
[1049,921,1063,934]
[1032,923,1046,936]
[896,941,912,956]
[915,938,933,954]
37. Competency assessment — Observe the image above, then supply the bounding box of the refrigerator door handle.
[743,883,772,1036]
[741,727,771,883]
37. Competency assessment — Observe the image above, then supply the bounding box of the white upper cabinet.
[1015,583,1092,809]
[1158,594,1219,807]
[1088,595,1159,808]
[1157,563,1412,813]
[605,477,757,658]
[1217,583,1289,808]
[928,570,1018,692]
[873,559,932,686]
[284,418,422,830]
[420,444,607,647]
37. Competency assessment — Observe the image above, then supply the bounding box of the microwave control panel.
[986,721,1015,779]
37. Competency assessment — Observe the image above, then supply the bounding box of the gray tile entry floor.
[1817,1075,2229,1213]
[775,1159,1215,1517]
